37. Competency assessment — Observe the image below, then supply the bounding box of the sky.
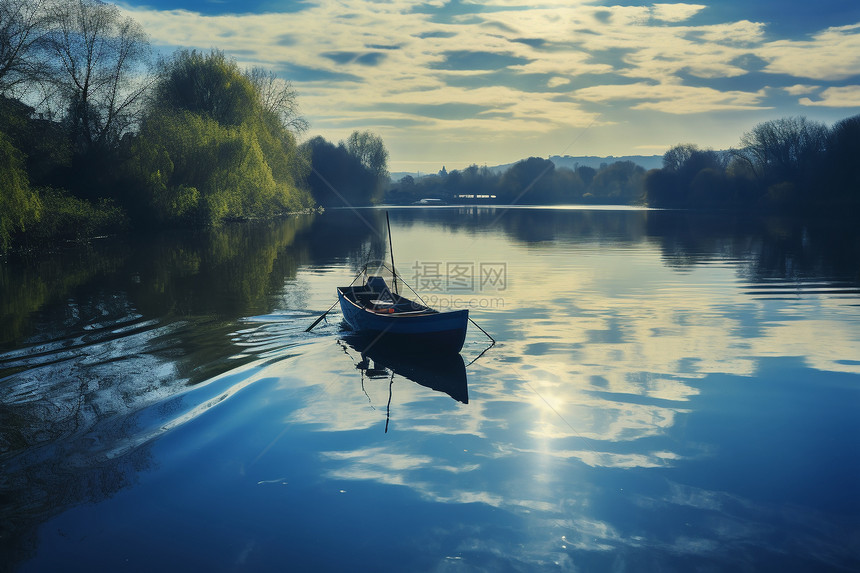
[118,0,860,173]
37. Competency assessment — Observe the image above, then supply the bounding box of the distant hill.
[490,155,663,173]
[548,154,663,171]
[391,154,663,181]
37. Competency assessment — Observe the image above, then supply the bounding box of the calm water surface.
[1,207,859,572]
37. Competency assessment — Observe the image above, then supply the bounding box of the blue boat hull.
[337,288,468,353]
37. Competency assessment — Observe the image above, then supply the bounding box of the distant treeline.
[645,115,860,210]
[387,158,646,205]
[387,113,860,212]
[0,0,386,253]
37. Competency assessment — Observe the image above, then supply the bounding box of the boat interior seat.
[350,276,434,314]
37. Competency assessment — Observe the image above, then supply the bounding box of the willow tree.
[134,49,312,224]
[0,130,41,251]
[153,49,255,127]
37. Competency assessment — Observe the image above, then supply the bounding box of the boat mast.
[386,211,399,295]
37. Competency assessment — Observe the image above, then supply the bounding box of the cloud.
[573,82,769,114]
[117,1,860,166]
[651,3,706,23]
[371,102,494,120]
[760,23,860,80]
[783,84,820,96]
[799,85,860,107]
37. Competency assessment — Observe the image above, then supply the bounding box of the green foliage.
[0,96,71,188]
[31,188,128,242]
[131,49,313,224]
[0,11,319,249]
[253,103,310,200]
[154,49,257,128]
[134,109,312,224]
[0,130,41,251]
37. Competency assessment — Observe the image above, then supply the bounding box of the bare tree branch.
[42,0,151,151]
[245,66,309,135]
[0,0,55,95]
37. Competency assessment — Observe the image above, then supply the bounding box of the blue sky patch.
[433,50,532,71]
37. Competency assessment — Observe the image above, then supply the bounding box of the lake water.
[1,207,859,572]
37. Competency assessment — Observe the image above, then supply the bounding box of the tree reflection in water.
[1,207,858,571]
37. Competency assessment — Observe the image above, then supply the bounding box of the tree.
[132,50,313,223]
[346,130,389,180]
[663,144,726,176]
[553,167,585,202]
[0,0,54,96]
[733,116,828,184]
[824,114,860,203]
[43,0,150,153]
[152,49,256,128]
[0,94,70,188]
[576,165,596,187]
[644,168,681,207]
[588,161,645,203]
[662,143,697,172]
[302,135,377,207]
[244,66,308,135]
[498,156,555,203]
[133,108,312,224]
[0,129,41,251]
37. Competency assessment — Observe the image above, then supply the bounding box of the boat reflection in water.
[339,334,469,431]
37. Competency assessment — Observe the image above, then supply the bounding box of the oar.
[305,265,368,332]
[305,299,339,332]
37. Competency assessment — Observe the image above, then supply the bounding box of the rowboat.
[337,275,468,354]
[307,211,491,353]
